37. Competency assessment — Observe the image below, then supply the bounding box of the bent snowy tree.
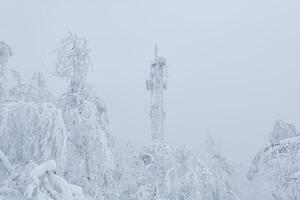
[0,102,68,171]
[248,120,300,200]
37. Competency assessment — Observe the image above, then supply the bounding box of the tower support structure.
[146,46,168,143]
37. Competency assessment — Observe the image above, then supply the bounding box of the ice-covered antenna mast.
[154,43,158,59]
[146,45,168,143]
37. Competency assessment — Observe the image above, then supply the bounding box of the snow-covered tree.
[118,143,177,200]
[117,47,232,200]
[28,72,53,102]
[0,150,86,200]
[248,120,300,200]
[118,143,141,200]
[55,33,116,200]
[0,42,70,180]
[54,32,90,93]
[0,41,12,70]
[0,38,249,200]
[205,136,240,200]
[139,144,177,200]
[117,140,140,200]
[0,41,21,102]
[175,146,216,200]
[0,42,52,102]
[8,71,54,103]
[0,102,68,172]
[269,119,300,144]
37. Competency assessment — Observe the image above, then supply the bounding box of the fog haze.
[1,1,300,198]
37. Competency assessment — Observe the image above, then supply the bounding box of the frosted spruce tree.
[0,41,37,102]
[205,136,240,200]
[0,42,68,172]
[26,72,53,102]
[248,120,300,200]
[0,41,19,102]
[118,142,177,200]
[54,33,116,200]
[174,146,216,200]
[117,140,140,200]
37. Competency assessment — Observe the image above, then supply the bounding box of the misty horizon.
[1,1,300,199]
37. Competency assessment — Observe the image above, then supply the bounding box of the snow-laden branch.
[0,150,86,200]
[248,120,300,199]
[0,150,13,174]
[25,159,86,200]
[0,102,68,171]
[248,136,300,180]
[29,160,56,179]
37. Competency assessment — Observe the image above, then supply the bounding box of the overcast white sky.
[1,0,300,198]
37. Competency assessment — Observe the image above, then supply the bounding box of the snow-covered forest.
[1,1,300,199]
[0,34,243,200]
[1,33,300,200]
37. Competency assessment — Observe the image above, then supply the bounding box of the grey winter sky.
[1,0,300,198]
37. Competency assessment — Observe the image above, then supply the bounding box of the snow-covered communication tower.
[146,45,168,143]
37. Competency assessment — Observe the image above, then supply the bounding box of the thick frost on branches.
[0,42,52,102]
[175,147,216,200]
[0,150,86,200]
[248,120,300,199]
[0,42,20,102]
[0,41,13,69]
[118,143,176,200]
[55,33,115,199]
[117,48,241,200]
[0,102,68,171]
[0,38,243,200]
[138,144,177,200]
[248,137,300,181]
[27,72,53,102]
[0,37,115,200]
[269,119,300,144]
[54,33,90,93]
[118,142,236,200]
[60,88,115,199]
[8,72,53,103]
[0,43,59,167]
[205,136,240,200]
